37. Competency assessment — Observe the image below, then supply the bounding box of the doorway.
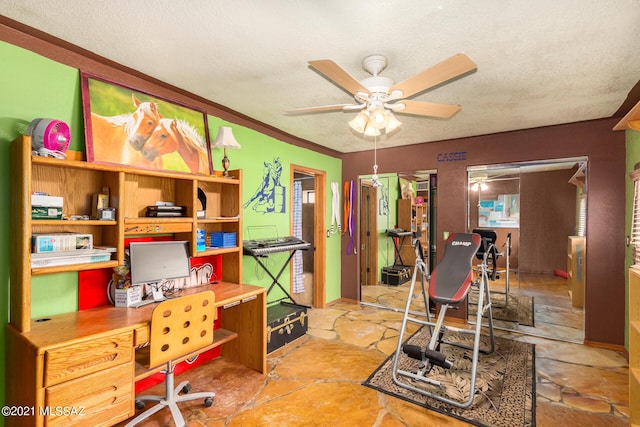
[291,165,327,308]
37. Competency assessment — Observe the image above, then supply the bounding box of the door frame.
[360,180,378,288]
[290,164,327,308]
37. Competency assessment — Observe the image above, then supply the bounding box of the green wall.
[208,117,342,303]
[626,129,640,349]
[0,40,342,414]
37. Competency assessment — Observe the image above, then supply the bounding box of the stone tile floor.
[119,287,629,426]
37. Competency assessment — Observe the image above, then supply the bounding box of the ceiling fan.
[285,53,477,136]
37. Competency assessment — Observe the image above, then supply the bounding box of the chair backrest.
[471,229,497,259]
[148,290,216,368]
[429,232,480,305]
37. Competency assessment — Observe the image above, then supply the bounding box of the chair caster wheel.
[135,400,145,410]
[204,396,214,407]
[181,384,192,394]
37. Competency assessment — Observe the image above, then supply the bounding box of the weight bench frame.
[391,232,495,409]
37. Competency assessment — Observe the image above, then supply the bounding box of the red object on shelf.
[78,268,112,309]
[553,269,568,279]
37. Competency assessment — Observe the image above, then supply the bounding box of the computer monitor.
[129,240,191,286]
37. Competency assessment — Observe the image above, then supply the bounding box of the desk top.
[12,282,265,351]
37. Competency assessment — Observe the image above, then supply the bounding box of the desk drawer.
[133,325,149,346]
[44,331,134,387]
[45,361,133,427]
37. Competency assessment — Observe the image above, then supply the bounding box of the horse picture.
[88,94,161,164]
[139,118,210,174]
[81,72,212,174]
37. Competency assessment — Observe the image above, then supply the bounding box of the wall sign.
[436,151,467,162]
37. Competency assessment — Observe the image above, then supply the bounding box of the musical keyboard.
[386,228,412,238]
[243,237,311,256]
[242,236,311,307]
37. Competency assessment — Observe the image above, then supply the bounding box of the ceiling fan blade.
[284,104,358,114]
[308,60,371,96]
[392,100,461,118]
[389,53,477,98]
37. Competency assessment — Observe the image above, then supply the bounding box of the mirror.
[467,158,587,343]
[359,170,435,315]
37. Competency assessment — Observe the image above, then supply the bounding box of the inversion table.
[391,232,495,408]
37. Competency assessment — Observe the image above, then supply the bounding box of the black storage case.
[381,265,412,285]
[267,302,308,353]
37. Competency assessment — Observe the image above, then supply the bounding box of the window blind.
[576,194,587,237]
[631,172,640,265]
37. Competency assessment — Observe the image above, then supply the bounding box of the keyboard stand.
[257,250,301,306]
[249,250,312,308]
[386,229,412,267]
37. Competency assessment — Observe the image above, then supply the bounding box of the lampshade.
[212,126,241,149]
[349,111,369,133]
[384,111,402,133]
[471,182,488,191]
[363,122,381,137]
[369,106,388,130]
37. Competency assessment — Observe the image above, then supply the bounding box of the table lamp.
[212,126,241,177]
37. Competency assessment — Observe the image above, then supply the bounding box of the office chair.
[472,229,499,280]
[126,291,216,427]
[472,229,511,305]
[392,232,495,409]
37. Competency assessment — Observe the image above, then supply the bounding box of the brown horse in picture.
[89,94,161,164]
[140,118,210,174]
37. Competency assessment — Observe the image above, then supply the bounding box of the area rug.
[468,292,535,327]
[363,326,535,427]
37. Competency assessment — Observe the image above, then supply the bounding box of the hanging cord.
[372,134,382,188]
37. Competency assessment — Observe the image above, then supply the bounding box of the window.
[631,171,640,265]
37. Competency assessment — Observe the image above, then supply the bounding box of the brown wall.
[341,120,626,347]
[519,169,577,274]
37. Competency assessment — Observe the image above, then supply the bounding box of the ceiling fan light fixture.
[369,106,388,130]
[384,111,402,133]
[470,182,488,191]
[349,111,369,133]
[364,121,381,137]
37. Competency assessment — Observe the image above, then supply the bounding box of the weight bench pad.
[429,233,481,305]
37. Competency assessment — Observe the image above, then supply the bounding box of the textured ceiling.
[2,1,639,153]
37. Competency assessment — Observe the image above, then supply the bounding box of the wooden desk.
[5,282,266,427]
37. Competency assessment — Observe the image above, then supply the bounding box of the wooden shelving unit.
[10,135,243,333]
[6,136,263,427]
[630,267,640,426]
[397,198,429,268]
[567,236,585,308]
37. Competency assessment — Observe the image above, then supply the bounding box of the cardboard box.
[115,286,143,307]
[31,194,63,207]
[32,206,63,220]
[32,233,93,253]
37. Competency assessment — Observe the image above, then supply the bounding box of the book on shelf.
[31,249,112,268]
[145,205,187,217]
